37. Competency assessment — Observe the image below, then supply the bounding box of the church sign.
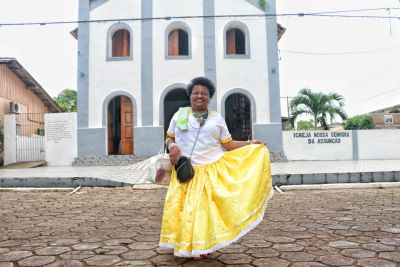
[292,131,351,144]
[283,131,353,161]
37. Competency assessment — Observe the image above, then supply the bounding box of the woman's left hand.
[249,139,263,145]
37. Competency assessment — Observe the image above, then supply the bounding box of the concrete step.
[72,155,150,166]
[72,151,287,166]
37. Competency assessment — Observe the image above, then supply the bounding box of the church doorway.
[163,89,190,136]
[107,95,134,155]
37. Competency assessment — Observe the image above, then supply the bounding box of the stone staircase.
[72,155,150,166]
[270,152,288,162]
[72,151,286,166]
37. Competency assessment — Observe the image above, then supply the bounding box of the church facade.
[77,0,283,156]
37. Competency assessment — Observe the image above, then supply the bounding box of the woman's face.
[190,85,210,111]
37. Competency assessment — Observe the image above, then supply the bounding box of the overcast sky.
[0,0,399,119]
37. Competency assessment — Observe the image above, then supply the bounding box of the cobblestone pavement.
[0,187,399,267]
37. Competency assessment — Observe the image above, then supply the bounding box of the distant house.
[369,104,400,129]
[0,58,62,117]
[75,0,285,157]
[0,58,62,136]
[0,58,62,164]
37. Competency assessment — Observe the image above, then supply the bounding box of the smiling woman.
[160,77,273,258]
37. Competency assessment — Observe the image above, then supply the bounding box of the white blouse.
[167,110,232,166]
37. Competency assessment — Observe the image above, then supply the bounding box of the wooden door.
[226,29,236,54]
[168,29,179,56]
[120,96,133,154]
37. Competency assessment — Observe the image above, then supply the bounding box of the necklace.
[192,109,208,126]
[193,112,208,119]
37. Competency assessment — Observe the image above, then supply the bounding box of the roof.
[0,58,62,113]
[370,104,400,114]
[277,24,286,41]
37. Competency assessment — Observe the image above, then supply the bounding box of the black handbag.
[175,113,208,183]
[175,156,194,183]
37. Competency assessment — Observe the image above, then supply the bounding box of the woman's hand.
[169,146,181,166]
[249,139,263,145]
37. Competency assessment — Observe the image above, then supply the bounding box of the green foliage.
[259,0,266,9]
[0,123,3,144]
[296,120,314,130]
[36,128,45,136]
[289,88,347,129]
[0,122,3,167]
[54,89,77,112]
[345,114,372,130]
[283,121,294,131]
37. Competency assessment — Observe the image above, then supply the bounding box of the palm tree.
[289,88,347,130]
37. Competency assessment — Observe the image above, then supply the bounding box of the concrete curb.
[280,181,400,191]
[0,177,131,188]
[272,171,400,186]
[0,188,74,192]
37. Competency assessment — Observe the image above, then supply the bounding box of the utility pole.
[281,96,293,119]
[286,96,290,118]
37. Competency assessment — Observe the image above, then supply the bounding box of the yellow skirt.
[159,144,273,257]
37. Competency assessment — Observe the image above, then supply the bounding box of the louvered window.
[112,29,130,57]
[168,29,189,56]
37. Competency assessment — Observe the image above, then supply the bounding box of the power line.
[280,45,400,56]
[309,14,400,19]
[301,7,400,15]
[347,85,400,105]
[0,7,400,27]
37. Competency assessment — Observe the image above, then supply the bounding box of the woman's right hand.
[169,146,181,166]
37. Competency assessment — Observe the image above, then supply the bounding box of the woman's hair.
[187,77,216,98]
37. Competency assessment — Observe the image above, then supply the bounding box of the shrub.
[0,123,3,166]
[297,120,314,130]
[345,114,372,130]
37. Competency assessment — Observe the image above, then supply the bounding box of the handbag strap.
[188,112,208,160]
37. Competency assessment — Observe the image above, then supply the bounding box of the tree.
[54,89,77,112]
[345,114,372,130]
[290,88,347,130]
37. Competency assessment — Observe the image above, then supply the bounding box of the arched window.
[226,28,245,55]
[112,29,130,57]
[168,29,189,56]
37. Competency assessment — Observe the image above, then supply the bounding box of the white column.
[4,115,17,166]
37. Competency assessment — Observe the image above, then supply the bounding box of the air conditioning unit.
[9,102,21,113]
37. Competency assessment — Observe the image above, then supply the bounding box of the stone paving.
[0,187,399,266]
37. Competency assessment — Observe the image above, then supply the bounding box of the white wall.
[215,0,269,124]
[358,130,400,160]
[152,0,205,126]
[4,115,16,166]
[283,130,400,161]
[86,0,274,128]
[45,113,77,166]
[283,131,353,161]
[89,0,142,127]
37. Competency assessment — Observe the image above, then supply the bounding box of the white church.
[76,0,285,158]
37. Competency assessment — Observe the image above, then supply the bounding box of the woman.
[159,77,273,258]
